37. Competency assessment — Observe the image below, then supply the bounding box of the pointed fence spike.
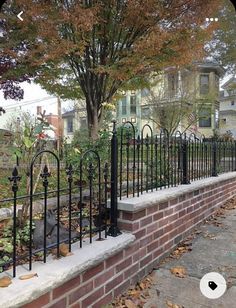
[66,163,73,176]
[43,165,48,173]
[12,167,18,177]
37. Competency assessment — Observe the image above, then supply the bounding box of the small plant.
[17,221,36,245]
[0,220,35,272]
[0,237,13,273]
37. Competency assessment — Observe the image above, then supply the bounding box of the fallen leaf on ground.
[166,300,183,308]
[138,282,146,290]
[127,289,141,297]
[171,244,192,259]
[59,243,70,256]
[170,266,187,278]
[19,273,38,280]
[0,276,12,287]
[222,198,236,210]
[203,232,217,240]
[125,299,137,308]
[212,221,223,227]
[52,243,70,257]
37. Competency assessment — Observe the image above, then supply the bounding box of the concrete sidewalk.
[145,199,236,308]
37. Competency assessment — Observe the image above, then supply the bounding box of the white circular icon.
[200,272,227,299]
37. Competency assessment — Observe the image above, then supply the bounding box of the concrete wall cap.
[117,172,236,212]
[0,232,135,308]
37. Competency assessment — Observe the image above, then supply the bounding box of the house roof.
[62,107,87,118]
[192,61,225,77]
[221,77,236,89]
[62,110,75,118]
[164,61,225,77]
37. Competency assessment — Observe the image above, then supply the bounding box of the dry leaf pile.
[111,275,153,307]
[205,196,236,226]
[169,242,192,260]
[203,197,236,229]
[202,231,217,240]
[170,266,187,278]
[160,239,193,266]
[52,243,73,257]
[205,210,225,224]
[221,197,236,210]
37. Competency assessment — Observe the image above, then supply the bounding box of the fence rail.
[0,149,111,277]
[118,122,236,198]
[0,121,236,276]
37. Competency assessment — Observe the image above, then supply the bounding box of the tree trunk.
[86,98,100,141]
[90,119,99,140]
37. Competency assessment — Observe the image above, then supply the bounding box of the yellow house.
[116,62,224,137]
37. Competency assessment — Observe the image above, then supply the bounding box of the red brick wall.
[45,114,63,139]
[23,177,236,308]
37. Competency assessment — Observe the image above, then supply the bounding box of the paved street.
[145,200,236,308]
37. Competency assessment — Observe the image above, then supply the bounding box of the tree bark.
[89,114,99,140]
[86,98,100,141]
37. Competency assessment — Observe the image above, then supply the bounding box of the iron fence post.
[9,167,21,278]
[181,134,190,184]
[16,154,19,166]
[108,121,121,237]
[212,138,218,177]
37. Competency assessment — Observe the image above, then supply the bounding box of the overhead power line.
[3,96,57,111]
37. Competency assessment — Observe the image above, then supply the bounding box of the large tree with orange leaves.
[1,0,221,139]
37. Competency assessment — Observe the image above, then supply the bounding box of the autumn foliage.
[1,0,222,138]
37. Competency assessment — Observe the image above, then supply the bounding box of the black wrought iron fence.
[0,149,112,277]
[0,121,236,276]
[118,122,236,198]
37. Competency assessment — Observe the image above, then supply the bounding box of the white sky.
[0,82,58,115]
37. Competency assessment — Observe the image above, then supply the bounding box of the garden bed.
[0,196,109,274]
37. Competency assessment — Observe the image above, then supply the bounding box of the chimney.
[37,106,42,115]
